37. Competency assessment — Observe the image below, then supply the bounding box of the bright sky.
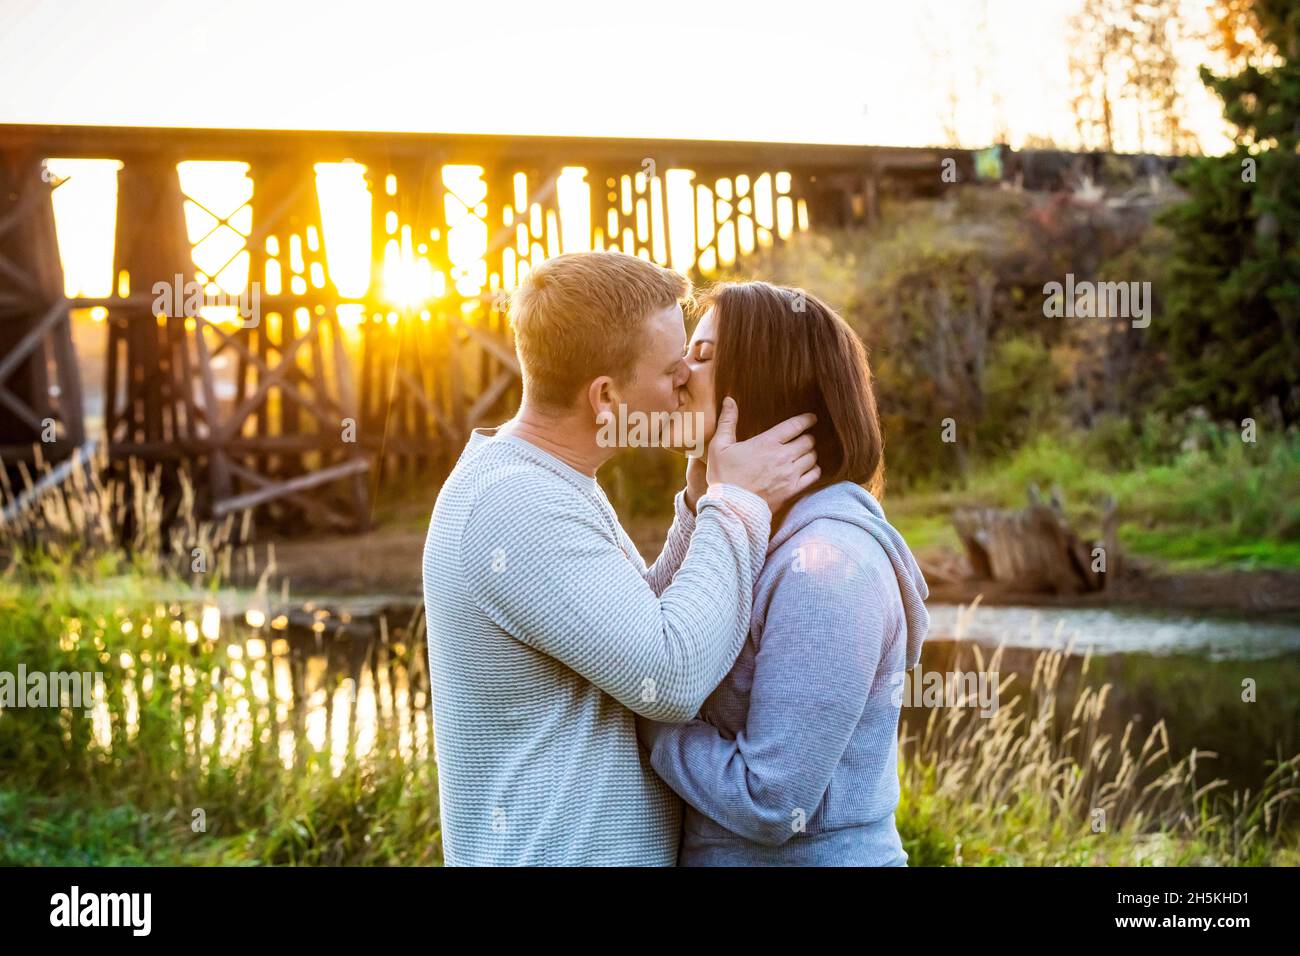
[0,0,1231,151]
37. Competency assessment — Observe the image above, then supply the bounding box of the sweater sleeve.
[641,541,887,845]
[642,489,697,596]
[460,474,769,722]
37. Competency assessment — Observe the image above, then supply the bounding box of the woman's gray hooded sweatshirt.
[638,480,930,866]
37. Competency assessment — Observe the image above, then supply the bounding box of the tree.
[1156,0,1300,424]
[1121,0,1197,153]
[1207,0,1269,65]
[1068,0,1197,154]
[1069,0,1126,151]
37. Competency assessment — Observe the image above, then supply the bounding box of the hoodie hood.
[768,482,930,670]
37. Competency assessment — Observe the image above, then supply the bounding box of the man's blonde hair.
[509,251,690,408]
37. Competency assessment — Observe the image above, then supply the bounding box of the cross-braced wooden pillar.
[0,151,83,463]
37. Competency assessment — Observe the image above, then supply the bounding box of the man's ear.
[587,376,616,426]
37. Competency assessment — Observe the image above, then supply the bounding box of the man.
[422,251,819,865]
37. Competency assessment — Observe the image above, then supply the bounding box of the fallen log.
[951,486,1117,595]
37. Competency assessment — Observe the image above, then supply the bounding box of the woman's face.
[681,307,719,452]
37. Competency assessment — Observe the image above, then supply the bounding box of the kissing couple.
[423,250,929,866]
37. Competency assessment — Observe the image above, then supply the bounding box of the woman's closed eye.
[691,341,714,362]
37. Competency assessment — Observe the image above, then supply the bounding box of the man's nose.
[676,362,692,389]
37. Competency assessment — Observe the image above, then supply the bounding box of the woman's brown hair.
[702,280,884,498]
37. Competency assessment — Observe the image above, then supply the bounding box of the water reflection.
[928,601,1300,660]
[82,597,432,777]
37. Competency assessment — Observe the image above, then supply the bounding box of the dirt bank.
[924,564,1300,616]
[266,522,1300,617]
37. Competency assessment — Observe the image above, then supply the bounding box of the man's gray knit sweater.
[422,427,770,865]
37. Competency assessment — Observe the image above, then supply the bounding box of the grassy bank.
[899,641,1300,865]
[887,421,1300,570]
[3,449,1297,865]
[2,566,1297,866]
[0,566,441,866]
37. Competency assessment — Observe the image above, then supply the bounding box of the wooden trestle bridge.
[0,125,1111,532]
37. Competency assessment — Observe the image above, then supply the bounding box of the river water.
[185,591,1300,792]
[926,601,1300,660]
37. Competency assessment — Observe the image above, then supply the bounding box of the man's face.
[619,302,690,413]
[599,302,695,450]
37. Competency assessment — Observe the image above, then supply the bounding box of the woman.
[637,281,930,866]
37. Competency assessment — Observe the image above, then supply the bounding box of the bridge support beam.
[0,151,83,462]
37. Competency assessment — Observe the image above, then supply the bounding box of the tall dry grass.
[899,604,1300,865]
[0,445,246,580]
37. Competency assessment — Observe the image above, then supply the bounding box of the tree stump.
[951,486,1117,595]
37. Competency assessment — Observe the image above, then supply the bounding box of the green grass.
[0,564,443,867]
[887,423,1300,570]
[0,759,443,866]
[0,789,232,866]
[887,496,964,555]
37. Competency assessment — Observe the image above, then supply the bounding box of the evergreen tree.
[1157,0,1299,424]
